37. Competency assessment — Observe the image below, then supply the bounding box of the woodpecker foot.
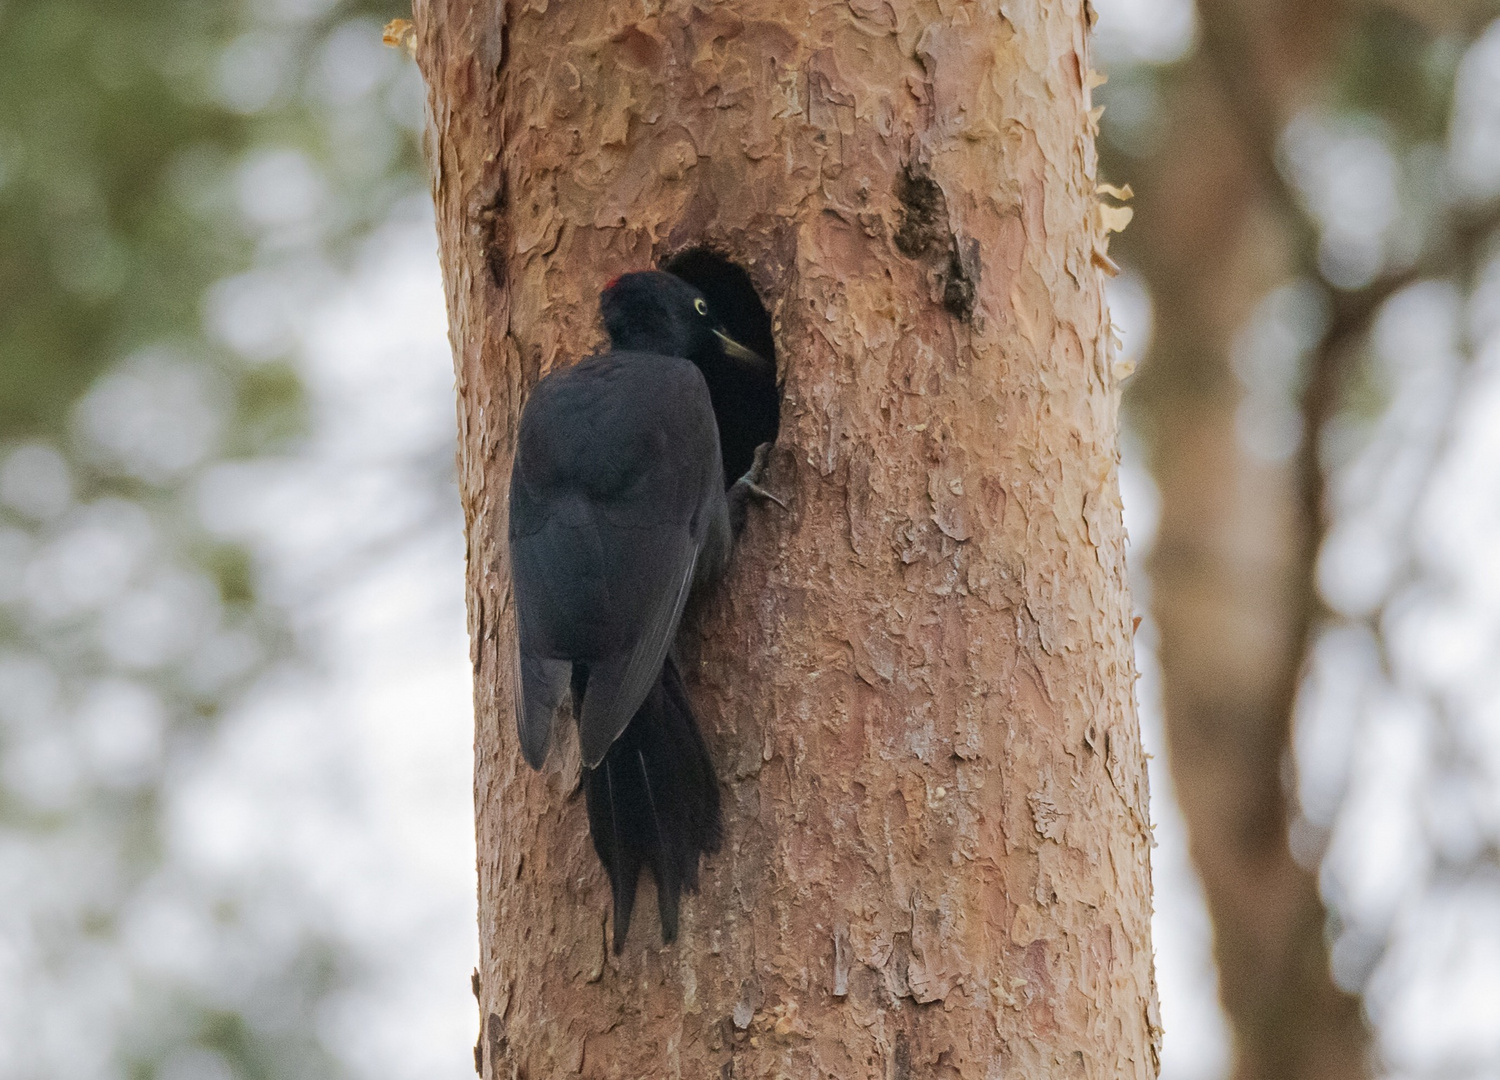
[729,443,784,534]
[733,443,785,508]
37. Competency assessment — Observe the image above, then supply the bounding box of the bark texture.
[415,0,1157,1075]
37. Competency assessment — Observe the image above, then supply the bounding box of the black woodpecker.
[507,270,779,950]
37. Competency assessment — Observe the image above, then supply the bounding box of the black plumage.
[507,270,777,950]
[659,250,780,485]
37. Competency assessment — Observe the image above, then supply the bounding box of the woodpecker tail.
[582,656,722,952]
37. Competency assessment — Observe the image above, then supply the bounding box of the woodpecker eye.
[693,298,709,316]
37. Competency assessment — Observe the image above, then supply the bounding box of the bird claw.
[734,443,786,509]
[742,481,786,509]
[728,443,784,536]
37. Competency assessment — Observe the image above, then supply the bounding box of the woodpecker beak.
[714,328,772,374]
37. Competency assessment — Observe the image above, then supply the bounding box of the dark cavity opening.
[662,248,781,488]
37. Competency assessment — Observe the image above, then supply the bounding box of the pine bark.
[415,0,1158,1075]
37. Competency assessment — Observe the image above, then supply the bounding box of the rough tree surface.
[414,0,1158,1075]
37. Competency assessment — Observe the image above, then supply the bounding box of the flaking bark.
[415,0,1158,1074]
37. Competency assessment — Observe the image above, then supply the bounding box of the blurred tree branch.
[1119,0,1500,1076]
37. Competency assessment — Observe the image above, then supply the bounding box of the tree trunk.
[415,0,1158,1075]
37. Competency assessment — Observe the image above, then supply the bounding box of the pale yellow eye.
[694,298,708,316]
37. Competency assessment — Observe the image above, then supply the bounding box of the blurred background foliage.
[0,0,454,1077]
[4,0,1500,1078]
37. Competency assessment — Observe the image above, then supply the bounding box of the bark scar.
[893,164,980,323]
[475,176,508,290]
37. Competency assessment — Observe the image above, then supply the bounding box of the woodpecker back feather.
[508,270,770,949]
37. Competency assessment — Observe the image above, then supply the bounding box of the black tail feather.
[582,656,722,952]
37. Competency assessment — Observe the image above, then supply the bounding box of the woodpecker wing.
[508,351,725,769]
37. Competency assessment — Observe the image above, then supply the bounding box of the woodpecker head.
[601,271,768,375]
